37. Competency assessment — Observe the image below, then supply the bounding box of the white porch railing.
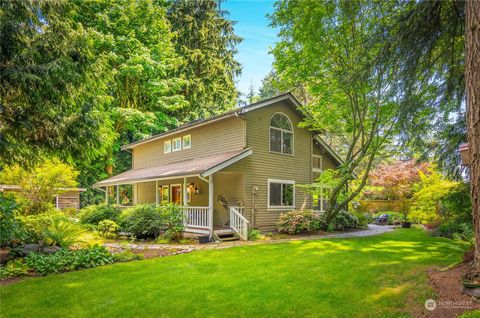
[229,206,249,240]
[182,207,212,230]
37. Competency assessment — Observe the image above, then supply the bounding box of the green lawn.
[0,229,473,318]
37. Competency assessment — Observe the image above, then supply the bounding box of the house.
[0,185,86,210]
[95,93,342,240]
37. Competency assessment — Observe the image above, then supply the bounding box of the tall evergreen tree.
[0,0,114,167]
[73,0,187,178]
[168,0,242,120]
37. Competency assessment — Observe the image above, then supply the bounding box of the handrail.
[229,206,249,240]
[182,206,211,230]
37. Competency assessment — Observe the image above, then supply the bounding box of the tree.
[270,0,404,224]
[258,71,282,100]
[73,0,187,177]
[0,0,114,167]
[465,0,480,280]
[168,0,242,120]
[0,160,78,215]
[365,160,431,221]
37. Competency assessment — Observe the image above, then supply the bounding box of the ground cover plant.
[0,228,475,317]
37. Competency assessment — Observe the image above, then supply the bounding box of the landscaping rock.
[19,244,41,255]
[463,287,480,299]
[41,246,61,254]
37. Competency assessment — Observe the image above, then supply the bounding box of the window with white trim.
[164,140,172,153]
[183,135,191,149]
[172,137,182,151]
[270,113,293,155]
[268,179,295,208]
[311,154,329,212]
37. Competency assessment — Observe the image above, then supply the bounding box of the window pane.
[313,157,322,169]
[269,183,282,206]
[183,135,191,149]
[282,184,294,206]
[172,138,182,151]
[270,128,282,153]
[164,140,171,153]
[282,131,293,154]
[313,171,321,181]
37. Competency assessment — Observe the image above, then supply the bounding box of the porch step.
[213,228,239,243]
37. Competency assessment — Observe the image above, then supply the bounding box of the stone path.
[104,224,394,252]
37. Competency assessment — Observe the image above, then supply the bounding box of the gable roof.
[122,92,302,150]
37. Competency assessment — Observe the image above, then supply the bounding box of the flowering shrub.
[277,211,315,234]
[332,210,359,231]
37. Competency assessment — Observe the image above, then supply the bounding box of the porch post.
[116,185,119,205]
[208,174,214,238]
[183,177,188,207]
[105,186,108,204]
[155,180,159,206]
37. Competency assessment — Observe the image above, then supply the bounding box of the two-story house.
[95,93,342,240]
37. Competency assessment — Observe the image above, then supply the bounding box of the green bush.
[277,211,315,234]
[352,212,369,229]
[78,204,122,225]
[25,245,114,275]
[0,193,21,247]
[16,211,68,244]
[98,220,120,239]
[113,250,144,262]
[0,259,29,280]
[248,229,262,240]
[158,204,184,242]
[119,204,164,239]
[331,210,359,231]
[42,217,84,248]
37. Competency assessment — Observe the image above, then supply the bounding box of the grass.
[0,228,473,318]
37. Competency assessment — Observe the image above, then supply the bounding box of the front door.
[171,185,182,204]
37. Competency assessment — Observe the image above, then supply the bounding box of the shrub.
[42,217,84,248]
[61,207,78,217]
[248,229,262,240]
[158,204,184,242]
[98,220,120,239]
[17,211,68,245]
[0,160,78,215]
[119,204,164,238]
[25,245,114,275]
[309,214,327,231]
[79,204,122,225]
[352,212,369,229]
[331,210,359,231]
[113,250,144,262]
[0,193,21,247]
[0,259,30,280]
[277,211,314,234]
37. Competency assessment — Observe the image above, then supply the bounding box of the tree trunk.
[465,0,480,280]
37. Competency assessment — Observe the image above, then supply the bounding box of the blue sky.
[222,0,278,96]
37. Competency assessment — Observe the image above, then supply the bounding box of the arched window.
[270,113,293,155]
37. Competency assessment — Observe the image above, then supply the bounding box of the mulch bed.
[412,262,480,318]
[129,248,188,259]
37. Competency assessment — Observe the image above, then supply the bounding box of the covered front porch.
[95,149,252,240]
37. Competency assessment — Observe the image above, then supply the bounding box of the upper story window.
[164,140,172,153]
[270,113,293,155]
[172,137,182,152]
[183,135,191,149]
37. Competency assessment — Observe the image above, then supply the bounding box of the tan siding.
[242,101,312,230]
[136,181,156,204]
[313,142,338,170]
[213,172,245,226]
[132,117,245,169]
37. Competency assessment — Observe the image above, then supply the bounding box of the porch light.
[194,186,200,195]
